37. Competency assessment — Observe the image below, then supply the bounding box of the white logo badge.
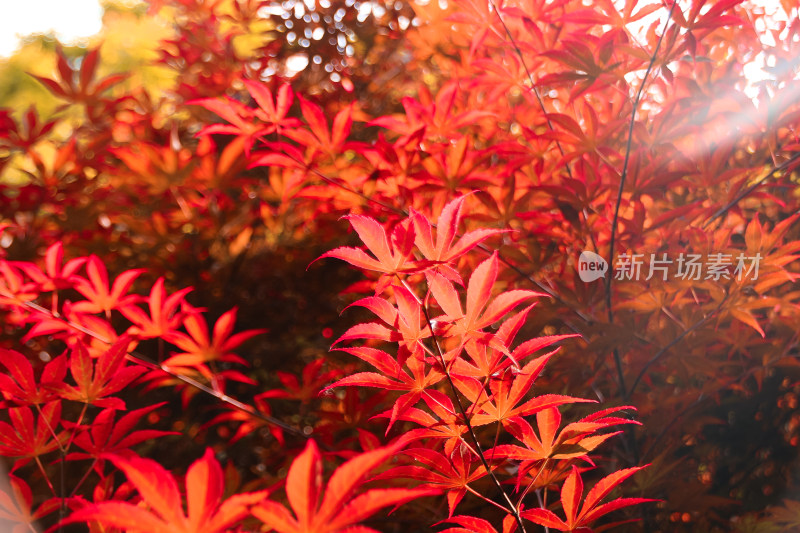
[578,250,608,282]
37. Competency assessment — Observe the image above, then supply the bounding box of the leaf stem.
[412,284,528,533]
[35,455,58,498]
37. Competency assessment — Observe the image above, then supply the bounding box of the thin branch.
[482,0,620,303]
[628,291,729,396]
[14,298,323,446]
[701,151,800,229]
[412,287,528,532]
[605,0,679,401]
[484,0,573,180]
[640,372,741,461]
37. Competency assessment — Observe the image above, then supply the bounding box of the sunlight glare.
[0,0,103,57]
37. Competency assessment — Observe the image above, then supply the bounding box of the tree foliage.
[1,0,800,532]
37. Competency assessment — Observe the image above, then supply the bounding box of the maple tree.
[1,0,800,531]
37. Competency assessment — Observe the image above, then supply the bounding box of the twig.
[628,291,729,396]
[12,298,323,447]
[701,151,800,229]
[484,0,573,180]
[395,275,526,531]
[605,0,680,401]
[416,293,529,533]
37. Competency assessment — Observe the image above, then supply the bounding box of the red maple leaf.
[412,195,505,272]
[71,256,144,319]
[12,241,86,294]
[119,277,192,339]
[0,402,64,469]
[521,465,655,531]
[326,347,444,430]
[427,253,545,354]
[453,353,590,427]
[0,475,59,533]
[440,514,518,533]
[66,403,178,464]
[317,216,423,292]
[0,261,38,309]
[163,306,266,376]
[258,359,342,403]
[30,45,126,103]
[490,405,639,461]
[193,81,301,155]
[49,337,144,409]
[334,284,433,353]
[252,439,436,532]
[281,97,355,159]
[391,389,467,457]
[64,448,267,533]
[375,444,488,517]
[0,349,66,406]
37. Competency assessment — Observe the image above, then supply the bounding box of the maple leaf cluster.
[0,199,651,532]
[1,0,800,531]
